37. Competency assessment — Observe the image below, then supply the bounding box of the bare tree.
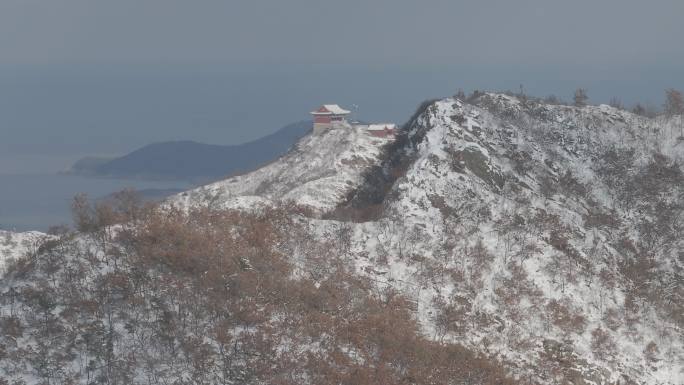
[608,97,623,109]
[664,88,684,137]
[574,88,589,107]
[664,88,684,116]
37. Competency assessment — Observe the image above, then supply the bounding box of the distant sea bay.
[0,173,193,232]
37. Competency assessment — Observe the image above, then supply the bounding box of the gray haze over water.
[0,173,192,232]
[2,64,683,174]
[1,0,683,173]
[0,0,683,229]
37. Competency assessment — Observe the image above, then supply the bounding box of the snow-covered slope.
[0,230,48,271]
[1,93,682,385]
[165,94,683,383]
[169,124,394,212]
[334,94,683,384]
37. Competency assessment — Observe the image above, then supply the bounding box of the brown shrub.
[546,299,586,335]
[590,327,616,360]
[0,316,23,338]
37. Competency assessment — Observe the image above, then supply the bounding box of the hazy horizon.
[2,63,682,174]
[1,0,683,173]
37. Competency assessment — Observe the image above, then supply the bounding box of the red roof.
[310,104,351,115]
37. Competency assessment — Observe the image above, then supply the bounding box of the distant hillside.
[70,121,312,182]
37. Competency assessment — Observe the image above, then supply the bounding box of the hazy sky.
[1,0,683,173]
[2,0,683,67]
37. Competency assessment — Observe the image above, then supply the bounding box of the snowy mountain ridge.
[0,93,682,384]
[174,92,683,384]
[169,123,395,212]
[346,94,684,384]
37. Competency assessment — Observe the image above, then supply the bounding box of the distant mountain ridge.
[69,121,312,182]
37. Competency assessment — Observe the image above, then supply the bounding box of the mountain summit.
[173,92,684,383]
[1,93,682,384]
[170,122,396,212]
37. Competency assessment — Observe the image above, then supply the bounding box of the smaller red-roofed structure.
[366,123,397,137]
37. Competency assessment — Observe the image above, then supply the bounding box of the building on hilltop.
[310,104,397,138]
[365,123,397,138]
[311,104,351,133]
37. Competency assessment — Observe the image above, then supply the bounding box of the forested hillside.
[2,91,683,384]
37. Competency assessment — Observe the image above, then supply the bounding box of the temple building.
[310,104,351,133]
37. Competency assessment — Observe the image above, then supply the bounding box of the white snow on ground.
[333,95,683,384]
[168,123,394,212]
[2,93,682,384]
[0,230,49,272]
[178,94,683,384]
